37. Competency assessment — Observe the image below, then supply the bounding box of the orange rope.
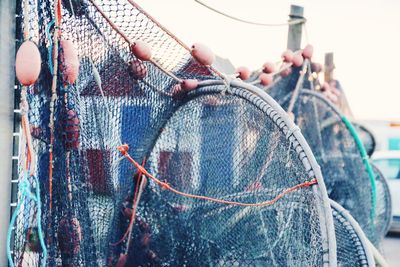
[57,0,62,30]
[111,159,146,246]
[21,116,31,169]
[117,144,317,207]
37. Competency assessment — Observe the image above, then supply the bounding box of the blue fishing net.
[265,65,378,245]
[11,1,336,266]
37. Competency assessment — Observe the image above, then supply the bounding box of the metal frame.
[168,78,338,266]
[330,199,375,266]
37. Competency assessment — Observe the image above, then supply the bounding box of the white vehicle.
[372,150,400,232]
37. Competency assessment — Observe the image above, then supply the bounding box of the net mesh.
[266,72,377,244]
[353,122,376,157]
[11,1,336,266]
[371,162,392,242]
[330,200,373,267]
[139,88,327,266]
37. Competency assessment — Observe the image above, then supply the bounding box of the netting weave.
[266,70,378,244]
[353,122,376,157]
[330,200,374,267]
[11,1,337,266]
[137,86,332,266]
[370,162,392,242]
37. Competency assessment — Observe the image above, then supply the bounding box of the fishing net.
[370,162,392,242]
[330,200,375,267]
[264,65,378,244]
[353,122,376,157]
[128,83,337,266]
[10,0,337,266]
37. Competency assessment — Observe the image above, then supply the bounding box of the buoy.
[281,50,294,63]
[131,41,152,61]
[60,40,79,84]
[191,43,215,66]
[302,44,314,59]
[15,40,41,86]
[321,82,331,92]
[331,87,342,97]
[181,79,199,91]
[58,217,82,256]
[262,62,276,74]
[128,59,147,80]
[292,53,304,67]
[280,67,292,78]
[116,254,128,267]
[259,73,273,86]
[235,66,251,80]
[64,109,80,150]
[311,62,322,73]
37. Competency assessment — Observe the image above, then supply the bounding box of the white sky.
[136,0,400,120]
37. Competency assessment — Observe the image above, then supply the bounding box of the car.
[372,150,400,232]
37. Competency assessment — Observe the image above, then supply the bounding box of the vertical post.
[287,5,304,51]
[0,0,16,265]
[324,52,335,82]
[324,52,354,117]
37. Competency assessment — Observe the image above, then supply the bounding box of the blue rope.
[7,174,47,267]
[46,20,55,75]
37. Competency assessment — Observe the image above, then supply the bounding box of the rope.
[125,0,224,78]
[194,0,306,27]
[48,0,62,245]
[221,74,232,95]
[7,175,47,267]
[287,60,308,114]
[87,0,183,83]
[341,116,377,223]
[111,160,146,247]
[45,20,55,75]
[251,61,295,88]
[90,59,113,116]
[117,144,317,207]
[20,89,36,176]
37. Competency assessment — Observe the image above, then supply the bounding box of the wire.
[194,0,306,27]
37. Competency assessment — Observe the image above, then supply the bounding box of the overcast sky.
[137,0,400,120]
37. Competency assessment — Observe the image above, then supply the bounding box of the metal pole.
[324,52,354,118]
[287,5,304,51]
[324,52,335,82]
[0,0,16,265]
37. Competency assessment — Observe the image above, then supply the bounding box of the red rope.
[111,159,146,246]
[117,144,317,208]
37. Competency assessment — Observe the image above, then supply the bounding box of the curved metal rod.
[330,199,376,266]
[191,78,337,266]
